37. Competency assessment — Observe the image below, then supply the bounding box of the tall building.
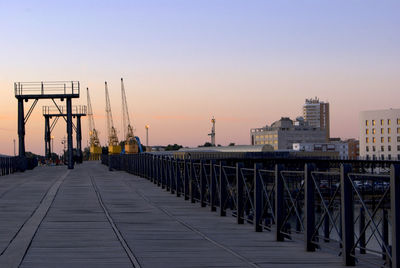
[250,117,326,150]
[303,97,330,141]
[359,109,400,160]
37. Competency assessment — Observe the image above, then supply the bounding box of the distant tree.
[198,142,213,147]
[165,144,183,151]
[228,143,235,146]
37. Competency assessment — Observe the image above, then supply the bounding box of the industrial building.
[303,97,330,141]
[359,108,400,160]
[250,117,326,150]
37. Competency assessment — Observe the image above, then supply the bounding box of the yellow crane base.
[108,145,121,155]
[125,144,139,154]
[89,154,101,161]
[90,146,102,154]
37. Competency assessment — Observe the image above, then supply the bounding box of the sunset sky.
[0,0,399,155]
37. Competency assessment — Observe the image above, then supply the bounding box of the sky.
[0,0,399,155]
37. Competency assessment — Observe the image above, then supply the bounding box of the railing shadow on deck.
[101,153,400,268]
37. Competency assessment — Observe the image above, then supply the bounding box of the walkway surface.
[0,162,348,268]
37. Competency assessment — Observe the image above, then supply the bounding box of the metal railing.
[42,105,87,115]
[14,81,80,96]
[101,153,400,267]
[0,156,17,176]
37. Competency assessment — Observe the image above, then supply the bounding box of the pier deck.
[0,162,352,267]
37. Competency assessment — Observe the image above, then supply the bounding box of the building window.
[373,137,376,143]
[372,120,376,126]
[372,128,376,134]
[366,129,369,134]
[397,127,400,134]
[381,128,384,134]
[366,120,369,126]
[388,137,391,142]
[388,119,391,125]
[398,145,400,151]
[373,146,376,152]
[366,146,369,152]
[380,119,384,125]
[381,137,384,143]
[381,154,385,160]
[366,137,369,143]
[388,128,391,134]
[381,146,384,152]
[388,145,391,151]
[398,136,400,142]
[398,118,400,125]
[388,155,392,160]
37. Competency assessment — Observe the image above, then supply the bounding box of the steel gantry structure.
[15,81,80,170]
[42,105,87,163]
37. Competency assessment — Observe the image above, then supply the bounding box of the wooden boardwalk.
[0,162,353,268]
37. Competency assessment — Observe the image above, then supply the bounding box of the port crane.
[87,87,101,160]
[105,82,121,154]
[121,78,139,154]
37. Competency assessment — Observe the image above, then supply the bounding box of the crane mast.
[87,87,101,159]
[105,81,121,154]
[121,78,138,153]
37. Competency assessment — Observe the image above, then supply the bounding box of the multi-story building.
[359,109,400,160]
[303,97,330,141]
[345,139,359,160]
[250,117,326,150]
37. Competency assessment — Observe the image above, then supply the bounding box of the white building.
[250,117,326,150]
[293,142,348,159]
[303,97,330,141]
[359,109,400,160]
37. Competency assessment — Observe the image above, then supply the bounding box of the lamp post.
[13,139,16,156]
[51,136,54,157]
[145,125,149,147]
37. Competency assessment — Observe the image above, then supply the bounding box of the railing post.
[200,160,206,207]
[210,160,217,212]
[275,164,284,241]
[176,159,181,197]
[390,164,400,268]
[305,163,316,252]
[170,158,175,194]
[161,157,166,189]
[157,156,161,186]
[236,162,244,224]
[219,161,227,216]
[190,160,195,203]
[359,207,366,254]
[254,163,263,232]
[184,159,189,200]
[165,158,170,191]
[340,163,355,266]
[382,209,388,261]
